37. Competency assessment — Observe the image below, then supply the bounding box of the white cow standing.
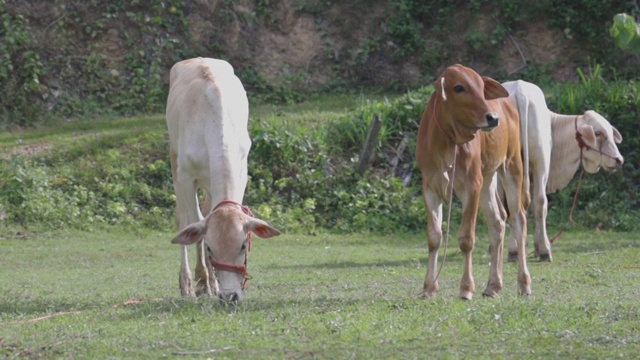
[166,57,281,303]
[502,80,624,262]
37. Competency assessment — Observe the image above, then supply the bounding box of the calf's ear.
[433,76,447,101]
[482,76,509,100]
[171,220,207,245]
[245,218,281,239]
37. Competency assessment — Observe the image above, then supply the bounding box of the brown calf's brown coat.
[415,64,531,299]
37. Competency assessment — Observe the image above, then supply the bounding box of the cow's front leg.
[422,187,443,299]
[195,240,217,297]
[480,175,505,298]
[457,182,480,300]
[179,245,195,297]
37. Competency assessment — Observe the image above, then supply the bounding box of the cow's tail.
[515,83,531,210]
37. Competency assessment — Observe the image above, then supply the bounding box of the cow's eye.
[453,85,464,93]
[240,241,247,252]
[595,130,603,137]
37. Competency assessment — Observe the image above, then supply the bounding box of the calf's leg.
[480,175,505,298]
[422,187,444,299]
[456,183,480,300]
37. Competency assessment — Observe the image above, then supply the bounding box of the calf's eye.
[454,85,464,93]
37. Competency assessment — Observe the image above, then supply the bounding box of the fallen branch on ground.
[8,298,167,325]
[172,347,234,356]
[8,311,82,325]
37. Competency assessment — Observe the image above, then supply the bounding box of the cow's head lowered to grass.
[171,203,280,304]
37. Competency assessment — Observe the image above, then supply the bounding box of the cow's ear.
[612,126,623,144]
[482,76,509,100]
[245,218,281,239]
[171,219,207,245]
[577,123,597,148]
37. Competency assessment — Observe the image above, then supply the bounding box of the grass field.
[1,226,639,359]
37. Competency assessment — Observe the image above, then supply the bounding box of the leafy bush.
[0,130,175,230]
[0,5,45,126]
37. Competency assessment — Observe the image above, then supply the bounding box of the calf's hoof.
[459,291,474,301]
[482,291,499,299]
[518,279,532,297]
[421,283,439,299]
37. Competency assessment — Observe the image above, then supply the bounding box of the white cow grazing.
[503,80,624,262]
[166,57,281,303]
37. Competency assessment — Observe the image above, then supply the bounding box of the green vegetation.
[1,0,637,126]
[1,76,638,234]
[611,13,640,54]
[1,227,639,358]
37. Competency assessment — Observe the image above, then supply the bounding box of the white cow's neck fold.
[547,112,581,193]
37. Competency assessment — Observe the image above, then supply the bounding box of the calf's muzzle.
[482,113,500,131]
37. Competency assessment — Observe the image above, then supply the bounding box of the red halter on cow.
[166,58,281,304]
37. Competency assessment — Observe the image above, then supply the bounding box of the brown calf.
[415,64,531,299]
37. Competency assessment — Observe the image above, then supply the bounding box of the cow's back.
[502,80,552,172]
[166,57,250,204]
[166,58,249,150]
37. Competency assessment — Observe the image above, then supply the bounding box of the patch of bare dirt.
[4,143,53,159]
[499,21,579,81]
[7,0,583,101]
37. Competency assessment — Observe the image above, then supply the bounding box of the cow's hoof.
[195,284,214,297]
[459,291,474,300]
[508,251,518,262]
[180,288,196,297]
[179,276,196,297]
[538,253,553,262]
[421,287,439,300]
[518,281,532,297]
[482,291,499,299]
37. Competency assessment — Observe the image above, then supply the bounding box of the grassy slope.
[0,93,381,162]
[1,227,639,359]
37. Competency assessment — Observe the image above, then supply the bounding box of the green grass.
[0,115,164,159]
[1,226,639,359]
[250,92,391,130]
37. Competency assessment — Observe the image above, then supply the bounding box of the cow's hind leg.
[532,173,552,261]
[480,175,505,298]
[503,168,532,296]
